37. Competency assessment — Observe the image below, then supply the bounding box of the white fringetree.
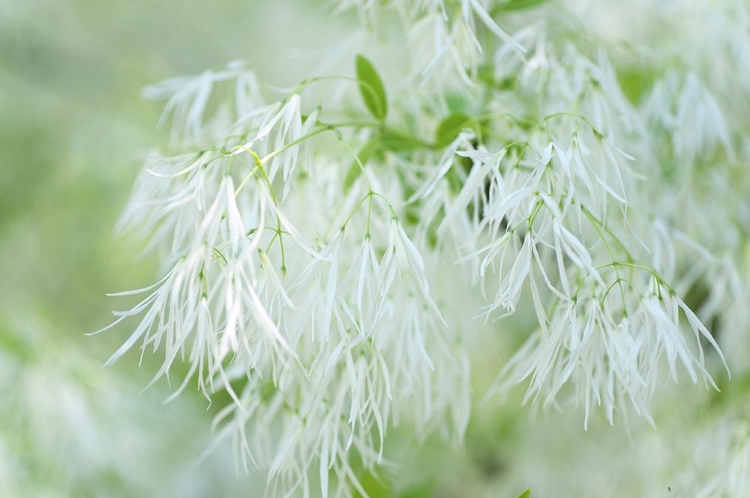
[99,0,750,496]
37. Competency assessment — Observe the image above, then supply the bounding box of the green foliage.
[495,0,550,13]
[398,482,435,498]
[434,112,472,148]
[353,470,391,498]
[516,489,531,498]
[616,66,657,105]
[342,127,430,193]
[477,64,517,93]
[380,129,427,151]
[356,55,388,121]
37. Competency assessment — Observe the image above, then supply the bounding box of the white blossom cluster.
[100,0,750,495]
[336,0,525,84]
[101,61,471,495]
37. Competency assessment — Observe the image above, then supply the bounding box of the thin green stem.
[233,147,287,275]
[341,191,395,231]
[579,204,634,262]
[581,204,628,311]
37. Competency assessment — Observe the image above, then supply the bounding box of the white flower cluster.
[336,0,525,84]
[102,62,469,495]
[100,0,748,495]
[403,25,729,426]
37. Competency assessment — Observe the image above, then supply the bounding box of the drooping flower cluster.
[99,0,750,495]
[337,0,526,84]
[101,61,470,495]
[398,24,729,425]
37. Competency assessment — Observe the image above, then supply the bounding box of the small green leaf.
[380,129,425,152]
[398,482,435,498]
[355,55,388,121]
[445,92,469,113]
[516,489,531,498]
[353,470,391,498]
[495,0,550,13]
[344,137,380,192]
[496,75,517,91]
[435,113,472,148]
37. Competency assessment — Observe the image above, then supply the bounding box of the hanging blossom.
[631,61,745,384]
[205,213,469,496]
[403,28,729,425]
[589,0,750,114]
[642,70,733,170]
[97,172,300,398]
[100,61,469,497]
[492,27,645,144]
[636,66,743,381]
[98,0,750,493]
[335,0,525,84]
[98,85,317,389]
[494,268,727,428]
[480,135,724,425]
[143,60,264,146]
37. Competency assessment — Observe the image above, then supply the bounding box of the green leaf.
[516,489,531,498]
[434,113,472,148]
[380,129,425,152]
[353,470,391,498]
[496,75,517,91]
[495,0,550,13]
[398,482,435,498]
[344,137,380,193]
[478,65,517,91]
[356,55,388,121]
[445,92,469,113]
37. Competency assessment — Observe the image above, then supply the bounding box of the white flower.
[493,266,728,427]
[378,218,443,320]
[643,70,732,169]
[144,61,263,145]
[336,0,523,84]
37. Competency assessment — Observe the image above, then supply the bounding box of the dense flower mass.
[97,0,750,496]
